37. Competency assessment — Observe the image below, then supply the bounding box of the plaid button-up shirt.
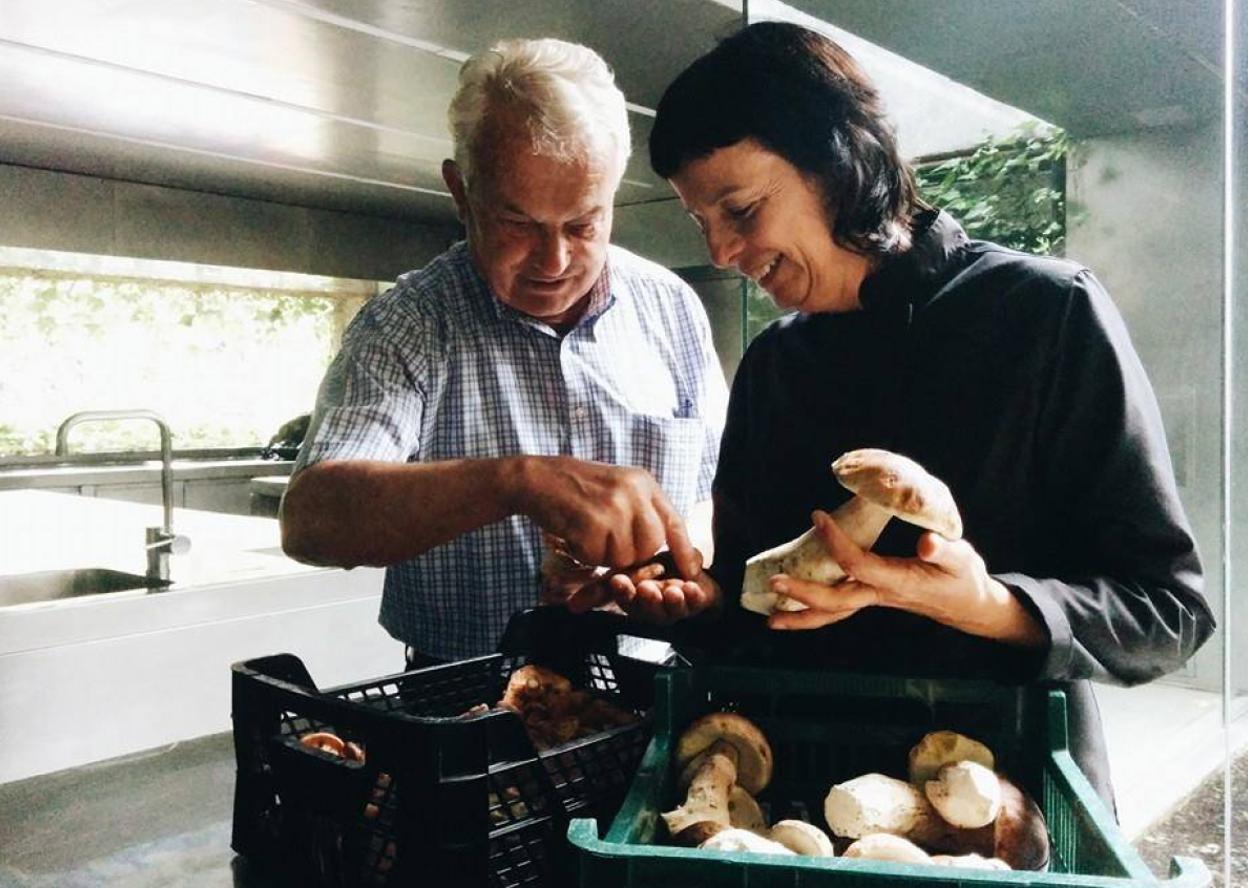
[295,241,728,658]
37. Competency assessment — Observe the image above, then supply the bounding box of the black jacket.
[704,210,1214,810]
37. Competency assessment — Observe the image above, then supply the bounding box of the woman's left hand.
[768,510,1045,647]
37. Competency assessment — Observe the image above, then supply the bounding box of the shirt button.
[571,405,589,421]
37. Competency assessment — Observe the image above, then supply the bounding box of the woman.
[572,21,1213,811]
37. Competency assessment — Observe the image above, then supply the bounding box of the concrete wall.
[0,162,461,282]
[1066,121,1241,692]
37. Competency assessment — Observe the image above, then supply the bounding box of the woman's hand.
[768,510,1045,647]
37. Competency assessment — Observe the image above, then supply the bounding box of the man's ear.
[442,159,471,224]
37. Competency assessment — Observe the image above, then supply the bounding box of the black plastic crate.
[230,608,665,887]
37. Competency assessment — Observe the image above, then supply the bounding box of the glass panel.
[0,248,376,458]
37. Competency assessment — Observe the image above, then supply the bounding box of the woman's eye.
[727,202,757,220]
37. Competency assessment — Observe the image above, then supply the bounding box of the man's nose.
[534,231,571,276]
[705,225,743,270]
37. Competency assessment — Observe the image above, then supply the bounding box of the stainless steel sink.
[0,568,170,607]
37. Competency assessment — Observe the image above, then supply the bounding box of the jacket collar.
[858,209,969,318]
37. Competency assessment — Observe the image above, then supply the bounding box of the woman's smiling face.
[668,138,875,314]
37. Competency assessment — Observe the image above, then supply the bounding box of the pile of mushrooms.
[660,713,834,857]
[741,449,963,615]
[824,730,1050,870]
[660,718,1049,873]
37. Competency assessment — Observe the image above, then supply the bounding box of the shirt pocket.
[628,413,705,515]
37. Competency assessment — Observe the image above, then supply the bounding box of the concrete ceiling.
[0,0,1238,232]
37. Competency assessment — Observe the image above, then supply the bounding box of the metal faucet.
[55,409,191,583]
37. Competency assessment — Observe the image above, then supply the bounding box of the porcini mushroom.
[675,712,773,795]
[699,828,797,856]
[908,730,995,785]
[931,853,1012,870]
[823,773,932,840]
[842,833,932,864]
[728,786,768,833]
[661,740,739,845]
[662,713,774,845]
[910,773,1050,871]
[768,820,836,857]
[925,760,1002,829]
[741,449,963,615]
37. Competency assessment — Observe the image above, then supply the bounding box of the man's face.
[446,129,617,330]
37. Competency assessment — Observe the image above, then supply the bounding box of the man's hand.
[513,456,700,577]
[560,549,720,625]
[767,510,1045,647]
[538,534,606,606]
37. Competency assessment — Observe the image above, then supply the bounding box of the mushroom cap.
[908,730,996,786]
[675,820,729,846]
[728,786,768,833]
[700,827,797,856]
[675,712,773,795]
[931,853,1012,870]
[925,760,1003,828]
[769,820,836,857]
[842,833,932,864]
[831,449,963,539]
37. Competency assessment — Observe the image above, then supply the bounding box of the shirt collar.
[471,249,617,336]
[858,209,969,318]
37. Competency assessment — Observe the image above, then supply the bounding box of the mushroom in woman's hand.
[661,713,774,845]
[741,448,963,615]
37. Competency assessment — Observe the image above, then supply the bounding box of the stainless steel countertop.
[0,733,280,887]
[0,458,292,491]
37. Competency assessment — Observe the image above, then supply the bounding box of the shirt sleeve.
[998,270,1214,685]
[293,299,431,474]
[678,282,729,504]
[705,338,758,604]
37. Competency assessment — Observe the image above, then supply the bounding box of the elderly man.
[281,38,727,665]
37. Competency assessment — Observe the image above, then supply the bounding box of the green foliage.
[744,126,1069,343]
[914,125,1068,256]
[0,269,360,458]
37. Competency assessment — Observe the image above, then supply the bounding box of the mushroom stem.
[661,740,740,842]
[741,496,890,614]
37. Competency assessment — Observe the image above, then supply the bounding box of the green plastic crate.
[568,666,1210,887]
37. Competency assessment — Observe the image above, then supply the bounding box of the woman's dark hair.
[650,21,922,255]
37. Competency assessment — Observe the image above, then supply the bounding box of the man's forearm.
[280,458,525,568]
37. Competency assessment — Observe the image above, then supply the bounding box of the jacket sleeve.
[998,270,1214,685]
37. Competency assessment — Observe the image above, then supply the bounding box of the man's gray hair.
[448,38,631,188]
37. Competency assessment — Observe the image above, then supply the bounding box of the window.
[0,247,381,459]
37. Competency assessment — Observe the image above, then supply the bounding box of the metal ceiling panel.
[0,116,454,220]
[286,0,744,108]
[0,0,741,224]
[777,0,1230,137]
[0,0,459,140]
